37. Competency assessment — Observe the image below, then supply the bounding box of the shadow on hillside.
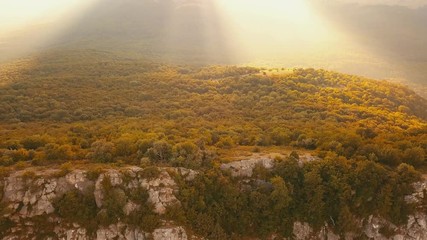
[48,0,234,65]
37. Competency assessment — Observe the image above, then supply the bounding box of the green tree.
[403,147,425,167]
[88,140,116,163]
[147,140,172,162]
[173,142,201,168]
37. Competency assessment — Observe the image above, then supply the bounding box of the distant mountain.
[334,0,427,8]
[43,0,230,64]
[0,0,426,87]
[313,2,427,85]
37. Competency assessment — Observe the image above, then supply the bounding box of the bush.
[54,189,98,231]
[3,149,30,163]
[136,139,155,158]
[140,214,161,232]
[147,141,172,162]
[215,136,234,149]
[98,177,127,226]
[20,135,48,150]
[270,128,291,146]
[140,166,161,179]
[172,142,201,168]
[88,140,116,163]
[403,147,425,167]
[44,143,73,161]
[114,137,136,157]
[86,166,104,181]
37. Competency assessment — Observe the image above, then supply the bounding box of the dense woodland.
[0,50,426,238]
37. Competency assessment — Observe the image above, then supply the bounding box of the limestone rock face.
[220,158,274,177]
[0,167,188,240]
[93,168,179,215]
[4,173,60,217]
[153,226,188,240]
[146,170,180,214]
[362,212,427,240]
[55,227,89,240]
[0,167,426,240]
[174,168,199,181]
[65,170,93,192]
[293,222,313,240]
[220,154,318,178]
[95,223,148,240]
[361,180,427,240]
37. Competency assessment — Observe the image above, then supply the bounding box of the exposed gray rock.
[55,227,89,240]
[123,201,140,216]
[65,170,93,192]
[94,170,123,208]
[174,168,199,181]
[0,167,426,240]
[293,222,313,240]
[220,158,274,177]
[405,181,426,204]
[3,174,58,217]
[93,168,179,215]
[153,226,188,240]
[220,153,319,178]
[146,170,180,214]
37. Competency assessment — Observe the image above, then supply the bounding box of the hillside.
[0,50,426,239]
[0,50,426,166]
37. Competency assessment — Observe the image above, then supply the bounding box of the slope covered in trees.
[0,50,426,238]
[0,50,425,168]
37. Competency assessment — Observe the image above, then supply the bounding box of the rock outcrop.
[153,226,188,240]
[93,168,179,214]
[220,153,318,177]
[221,157,274,177]
[221,156,427,240]
[0,167,189,240]
[0,164,426,240]
[291,180,427,240]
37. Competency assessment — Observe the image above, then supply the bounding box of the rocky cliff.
[0,167,195,240]
[0,162,426,240]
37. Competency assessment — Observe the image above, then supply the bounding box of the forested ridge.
[0,50,426,238]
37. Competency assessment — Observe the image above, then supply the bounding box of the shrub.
[140,166,161,180]
[86,166,104,181]
[3,149,30,162]
[147,140,172,162]
[136,139,155,158]
[98,177,127,226]
[20,135,48,150]
[215,136,234,149]
[114,137,136,157]
[172,142,201,168]
[54,189,98,231]
[88,140,116,163]
[140,214,161,232]
[403,147,425,167]
[44,143,73,161]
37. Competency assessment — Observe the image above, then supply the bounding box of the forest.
[0,50,426,238]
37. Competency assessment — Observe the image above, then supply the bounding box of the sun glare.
[214,0,340,62]
[0,0,98,34]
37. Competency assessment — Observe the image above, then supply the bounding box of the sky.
[335,0,427,8]
[0,0,425,33]
[0,0,98,34]
[0,0,426,88]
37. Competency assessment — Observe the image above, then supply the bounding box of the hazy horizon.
[1,0,427,87]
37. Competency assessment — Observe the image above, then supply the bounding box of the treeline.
[0,121,425,169]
